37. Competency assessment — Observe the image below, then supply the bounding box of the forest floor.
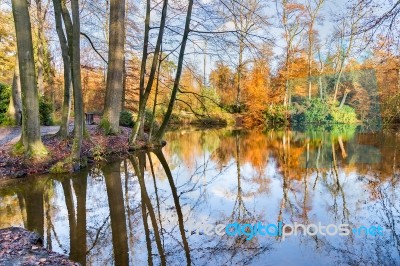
[0,125,137,180]
[0,227,78,265]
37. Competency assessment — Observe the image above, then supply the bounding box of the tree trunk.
[11,0,47,157]
[35,0,45,96]
[53,0,71,138]
[338,90,349,108]
[236,37,244,109]
[101,0,126,134]
[154,0,194,141]
[129,0,168,145]
[307,27,312,100]
[70,0,84,168]
[7,56,22,125]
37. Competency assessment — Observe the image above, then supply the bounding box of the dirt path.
[0,126,61,147]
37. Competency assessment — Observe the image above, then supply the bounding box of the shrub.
[0,83,11,125]
[304,98,330,124]
[264,105,288,126]
[224,103,246,114]
[329,105,358,124]
[144,109,159,132]
[39,96,54,126]
[119,110,134,127]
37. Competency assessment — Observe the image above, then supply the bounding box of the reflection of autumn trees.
[0,129,399,264]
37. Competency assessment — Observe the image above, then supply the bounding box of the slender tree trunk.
[129,0,168,145]
[53,0,71,138]
[70,0,84,168]
[101,0,126,134]
[11,0,47,157]
[7,56,22,125]
[35,0,45,96]
[307,27,313,100]
[122,56,126,110]
[236,37,244,109]
[397,67,400,92]
[339,90,349,108]
[333,68,344,102]
[154,0,194,141]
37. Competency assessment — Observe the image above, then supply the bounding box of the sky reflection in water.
[0,128,399,265]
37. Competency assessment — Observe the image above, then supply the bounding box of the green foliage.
[144,109,159,132]
[224,103,245,114]
[304,99,330,124]
[119,110,134,127]
[193,116,228,126]
[199,87,221,114]
[49,158,73,173]
[0,83,11,124]
[168,113,183,124]
[90,143,106,161]
[99,119,111,134]
[39,96,53,126]
[329,105,358,124]
[264,105,288,126]
[291,99,358,125]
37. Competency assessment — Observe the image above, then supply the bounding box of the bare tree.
[276,0,306,106]
[53,0,72,138]
[305,0,325,100]
[331,0,368,105]
[68,0,85,168]
[154,0,195,141]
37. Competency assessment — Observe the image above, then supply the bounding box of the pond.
[0,127,399,265]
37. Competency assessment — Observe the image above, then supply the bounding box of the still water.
[0,128,399,265]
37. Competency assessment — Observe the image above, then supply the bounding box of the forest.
[0,0,399,170]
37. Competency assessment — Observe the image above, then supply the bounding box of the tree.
[221,0,265,109]
[61,0,85,168]
[154,0,194,141]
[34,0,50,96]
[210,61,236,105]
[331,0,368,104]
[11,0,47,157]
[277,0,306,106]
[53,0,71,138]
[0,10,16,84]
[7,55,22,125]
[101,0,126,135]
[305,0,325,99]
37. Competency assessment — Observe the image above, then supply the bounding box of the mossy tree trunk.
[11,0,47,157]
[101,0,126,135]
[7,55,22,126]
[53,0,72,138]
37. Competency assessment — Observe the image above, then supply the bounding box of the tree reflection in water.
[0,128,399,265]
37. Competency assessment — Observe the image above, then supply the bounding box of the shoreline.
[0,227,78,265]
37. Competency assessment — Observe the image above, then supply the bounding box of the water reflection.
[0,128,399,265]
